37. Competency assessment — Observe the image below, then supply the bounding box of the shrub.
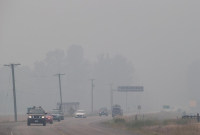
[114,118,125,123]
[125,119,161,129]
[163,119,190,125]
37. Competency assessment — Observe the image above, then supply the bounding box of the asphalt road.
[0,116,140,135]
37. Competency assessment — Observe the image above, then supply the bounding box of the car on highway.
[112,104,123,117]
[45,112,53,124]
[53,109,64,120]
[99,107,108,116]
[51,109,63,122]
[75,110,86,118]
[27,106,47,126]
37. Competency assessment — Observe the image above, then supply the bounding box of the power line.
[23,66,53,78]
[15,90,63,96]
[15,68,53,78]
[15,80,57,91]
[15,90,48,96]
[1,89,66,96]
[4,91,8,115]
[15,68,88,83]
[3,68,12,115]
[7,92,13,115]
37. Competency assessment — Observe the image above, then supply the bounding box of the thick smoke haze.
[0,1,200,114]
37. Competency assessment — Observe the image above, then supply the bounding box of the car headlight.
[42,116,45,118]
[28,116,32,118]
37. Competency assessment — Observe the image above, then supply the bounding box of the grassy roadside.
[102,112,200,135]
[0,114,27,123]
[0,119,26,123]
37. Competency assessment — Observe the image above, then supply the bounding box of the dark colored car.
[45,112,53,124]
[51,109,64,122]
[27,106,47,126]
[99,107,108,116]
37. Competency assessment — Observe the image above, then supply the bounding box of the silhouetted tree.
[91,53,134,109]
[33,45,91,110]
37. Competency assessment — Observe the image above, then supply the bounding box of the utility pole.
[54,73,65,112]
[4,63,20,122]
[89,79,95,113]
[126,91,127,112]
[108,84,113,110]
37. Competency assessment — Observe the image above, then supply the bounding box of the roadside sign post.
[138,105,141,114]
[117,86,144,112]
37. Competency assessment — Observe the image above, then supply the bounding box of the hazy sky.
[1,1,200,107]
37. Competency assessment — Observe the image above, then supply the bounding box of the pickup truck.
[112,104,123,117]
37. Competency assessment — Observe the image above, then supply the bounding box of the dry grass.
[142,123,200,135]
[0,114,27,123]
[102,112,200,135]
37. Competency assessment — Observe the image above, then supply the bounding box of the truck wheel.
[27,121,30,126]
[58,119,60,122]
[43,122,46,126]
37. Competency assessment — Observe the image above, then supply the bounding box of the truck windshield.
[29,109,45,114]
[113,108,120,112]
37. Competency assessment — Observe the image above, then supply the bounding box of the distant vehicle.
[99,107,108,116]
[45,112,53,124]
[112,104,123,117]
[51,109,63,122]
[56,109,64,120]
[75,110,86,118]
[27,106,47,126]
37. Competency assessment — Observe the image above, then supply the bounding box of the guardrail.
[182,113,200,122]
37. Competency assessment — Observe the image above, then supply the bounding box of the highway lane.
[0,122,21,135]
[55,116,139,135]
[11,122,58,135]
[0,121,59,135]
[0,115,140,135]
